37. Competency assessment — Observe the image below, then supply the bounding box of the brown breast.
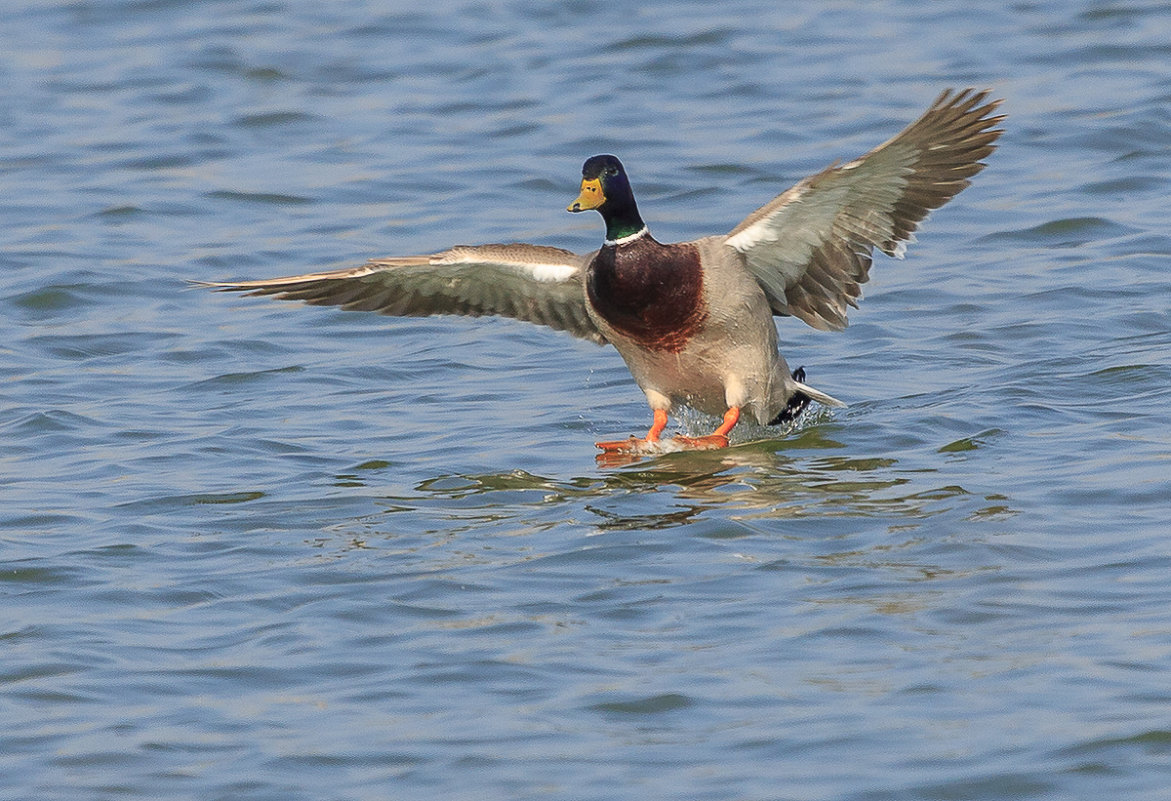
[586,235,707,353]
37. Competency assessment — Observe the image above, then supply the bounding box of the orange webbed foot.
[595,435,656,454]
[595,409,668,453]
[595,407,741,455]
[670,433,730,450]
[669,406,740,450]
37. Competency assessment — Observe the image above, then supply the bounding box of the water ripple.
[3,1,1171,799]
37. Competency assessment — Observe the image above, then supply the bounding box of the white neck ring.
[604,226,649,247]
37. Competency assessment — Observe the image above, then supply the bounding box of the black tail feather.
[769,366,810,426]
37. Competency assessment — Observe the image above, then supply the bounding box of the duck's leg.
[596,408,669,452]
[673,406,740,450]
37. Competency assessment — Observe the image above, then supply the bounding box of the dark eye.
[605,166,619,177]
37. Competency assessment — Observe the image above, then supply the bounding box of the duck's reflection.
[375,426,997,537]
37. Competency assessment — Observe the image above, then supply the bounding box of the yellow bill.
[567,178,605,212]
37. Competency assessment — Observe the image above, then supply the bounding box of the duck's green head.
[568,155,646,241]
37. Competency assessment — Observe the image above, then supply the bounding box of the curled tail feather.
[769,366,846,426]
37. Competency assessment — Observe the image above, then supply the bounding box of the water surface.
[3,1,1171,799]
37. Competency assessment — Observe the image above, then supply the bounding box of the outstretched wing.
[725,88,1005,332]
[199,243,607,344]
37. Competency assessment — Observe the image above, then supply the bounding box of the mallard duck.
[202,88,1003,453]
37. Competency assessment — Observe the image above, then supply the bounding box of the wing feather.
[725,88,1004,331]
[197,243,606,344]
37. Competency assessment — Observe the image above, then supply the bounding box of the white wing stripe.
[525,262,579,282]
[439,251,579,283]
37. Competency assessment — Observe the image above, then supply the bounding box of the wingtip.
[187,278,255,292]
[933,87,1007,122]
[186,278,232,290]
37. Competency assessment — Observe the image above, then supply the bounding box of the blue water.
[4,1,1171,799]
